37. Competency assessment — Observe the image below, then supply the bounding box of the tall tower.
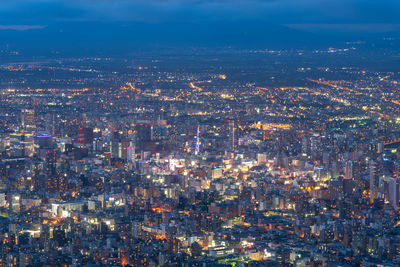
[21,109,36,157]
[228,121,237,150]
[45,113,55,137]
[369,160,377,202]
[389,177,399,209]
[45,149,57,178]
[45,149,58,193]
[195,125,201,155]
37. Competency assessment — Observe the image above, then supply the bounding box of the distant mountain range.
[0,21,399,56]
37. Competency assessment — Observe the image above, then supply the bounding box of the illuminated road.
[307,79,360,94]
[307,78,392,120]
[189,82,203,91]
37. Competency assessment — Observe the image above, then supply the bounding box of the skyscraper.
[389,177,399,209]
[8,133,24,157]
[369,160,377,202]
[135,124,153,151]
[228,121,237,150]
[127,146,135,163]
[21,109,36,157]
[195,125,201,155]
[344,161,353,180]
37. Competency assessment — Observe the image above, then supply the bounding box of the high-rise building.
[369,160,377,202]
[344,161,353,180]
[45,149,57,178]
[301,136,308,154]
[8,133,25,157]
[389,177,399,209]
[228,121,237,150]
[21,109,36,157]
[45,113,55,136]
[127,146,135,163]
[135,124,153,151]
[77,127,94,144]
[111,132,134,160]
[34,133,53,158]
[45,149,65,194]
[195,125,201,155]
[21,109,35,134]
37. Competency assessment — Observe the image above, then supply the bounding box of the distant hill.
[0,20,399,56]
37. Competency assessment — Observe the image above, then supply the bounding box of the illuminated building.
[8,133,25,157]
[111,138,134,159]
[369,160,378,202]
[21,109,36,157]
[228,121,237,150]
[77,127,94,144]
[45,149,59,193]
[127,146,135,163]
[195,125,201,155]
[344,161,353,179]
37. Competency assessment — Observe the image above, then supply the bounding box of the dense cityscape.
[0,42,399,266]
[1,0,400,266]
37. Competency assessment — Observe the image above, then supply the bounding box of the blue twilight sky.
[0,0,399,54]
[0,0,399,31]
